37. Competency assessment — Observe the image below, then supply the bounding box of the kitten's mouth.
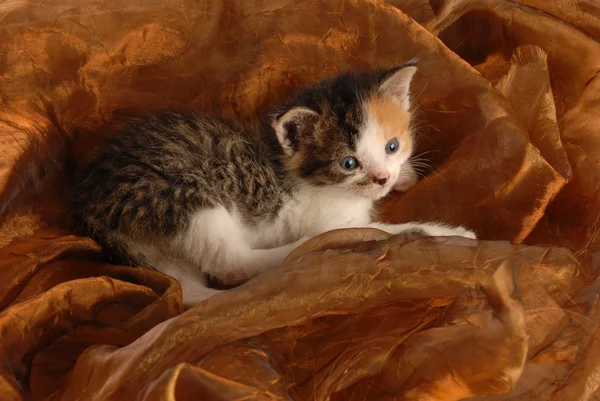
[366,182,393,200]
[377,185,393,197]
[350,178,395,199]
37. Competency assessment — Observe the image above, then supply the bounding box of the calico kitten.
[70,61,476,306]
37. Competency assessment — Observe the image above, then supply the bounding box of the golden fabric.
[1,0,599,399]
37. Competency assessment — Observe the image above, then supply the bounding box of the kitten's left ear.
[271,107,320,155]
[379,64,418,110]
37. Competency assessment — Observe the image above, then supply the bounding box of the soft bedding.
[1,0,600,399]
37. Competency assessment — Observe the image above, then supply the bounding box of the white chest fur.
[243,186,373,248]
[145,180,474,307]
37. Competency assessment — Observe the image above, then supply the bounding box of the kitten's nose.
[372,174,389,186]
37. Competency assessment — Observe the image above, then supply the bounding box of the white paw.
[426,224,477,239]
[393,165,418,192]
[450,226,477,239]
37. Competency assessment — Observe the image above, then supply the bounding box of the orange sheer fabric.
[1,1,599,399]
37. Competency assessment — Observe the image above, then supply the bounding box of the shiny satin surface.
[1,1,599,400]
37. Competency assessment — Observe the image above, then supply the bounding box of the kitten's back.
[70,112,286,260]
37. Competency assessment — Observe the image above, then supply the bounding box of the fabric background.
[1,0,599,399]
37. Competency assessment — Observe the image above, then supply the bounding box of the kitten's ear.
[379,65,418,110]
[272,107,320,155]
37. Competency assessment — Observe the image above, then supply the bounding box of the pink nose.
[370,174,389,186]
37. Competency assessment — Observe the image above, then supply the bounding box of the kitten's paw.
[394,166,418,192]
[425,224,477,239]
[449,226,477,239]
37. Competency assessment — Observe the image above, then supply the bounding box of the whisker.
[413,149,443,157]
[411,81,428,103]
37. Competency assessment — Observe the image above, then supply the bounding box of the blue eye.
[385,138,399,154]
[340,156,358,170]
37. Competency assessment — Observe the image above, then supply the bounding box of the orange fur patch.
[364,96,412,149]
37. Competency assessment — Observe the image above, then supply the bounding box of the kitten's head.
[271,61,418,200]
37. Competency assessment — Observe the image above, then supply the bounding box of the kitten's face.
[273,64,417,200]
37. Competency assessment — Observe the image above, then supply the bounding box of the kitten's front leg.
[369,222,476,239]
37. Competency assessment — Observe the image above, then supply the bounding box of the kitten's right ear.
[272,107,320,155]
[379,64,418,110]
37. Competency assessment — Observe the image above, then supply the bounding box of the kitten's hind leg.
[176,207,308,288]
[158,258,223,308]
[369,222,476,239]
[125,241,223,307]
[200,236,309,286]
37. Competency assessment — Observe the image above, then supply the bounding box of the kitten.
[70,61,476,306]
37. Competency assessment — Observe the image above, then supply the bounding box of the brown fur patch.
[364,96,412,148]
[282,105,359,186]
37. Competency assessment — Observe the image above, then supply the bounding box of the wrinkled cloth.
[1,0,600,400]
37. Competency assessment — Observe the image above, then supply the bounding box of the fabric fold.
[1,0,599,399]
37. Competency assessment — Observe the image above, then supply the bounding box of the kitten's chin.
[355,184,394,201]
[372,186,394,200]
[335,181,394,200]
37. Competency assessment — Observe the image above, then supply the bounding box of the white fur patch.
[354,101,413,198]
[356,118,391,179]
[139,175,475,305]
